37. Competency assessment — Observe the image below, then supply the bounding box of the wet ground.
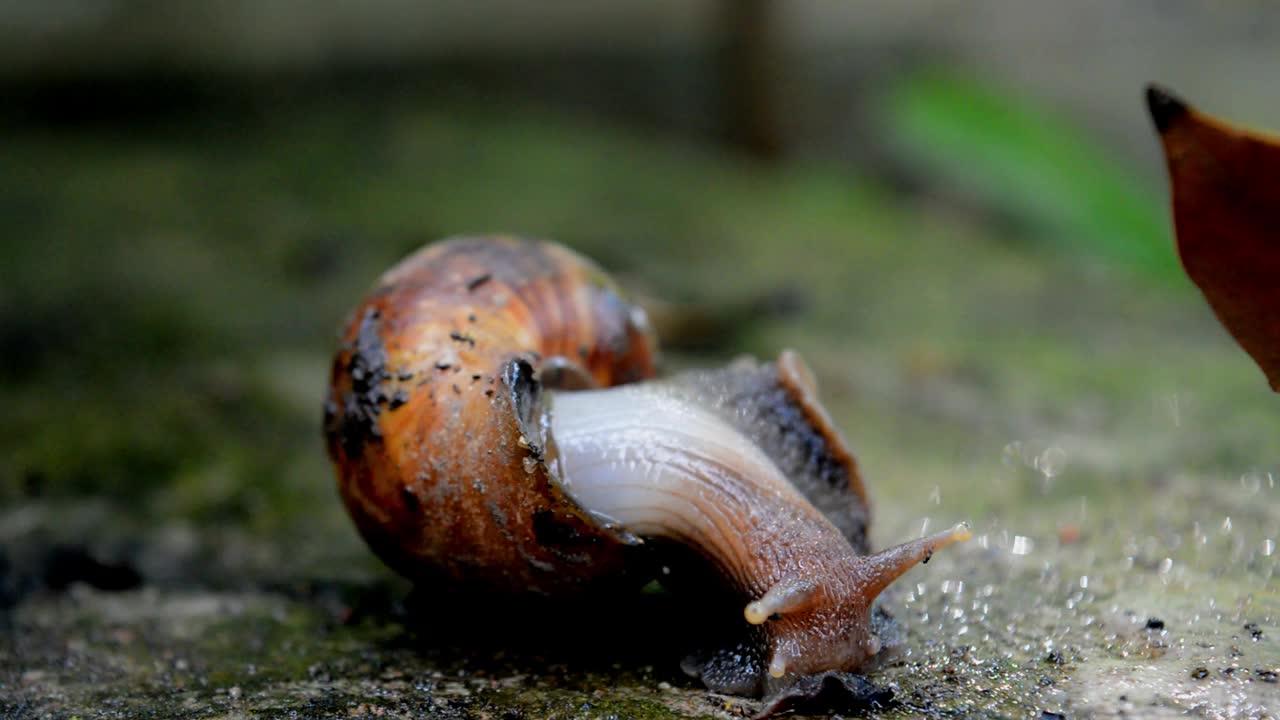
[1,86,1278,719]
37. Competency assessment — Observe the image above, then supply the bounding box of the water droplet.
[1159,558,1173,574]
[1011,536,1034,555]
[1263,539,1275,557]
[1221,517,1233,534]
[929,485,941,505]
[1079,575,1089,589]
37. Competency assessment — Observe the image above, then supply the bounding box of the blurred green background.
[2,3,1279,719]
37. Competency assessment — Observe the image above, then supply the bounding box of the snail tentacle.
[745,578,820,625]
[851,522,973,602]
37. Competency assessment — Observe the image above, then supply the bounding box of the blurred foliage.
[881,70,1181,283]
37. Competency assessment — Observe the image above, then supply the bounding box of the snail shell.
[324,236,657,595]
[324,235,969,710]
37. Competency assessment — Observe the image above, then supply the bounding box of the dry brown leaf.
[1147,85,1280,392]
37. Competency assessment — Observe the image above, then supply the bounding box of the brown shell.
[323,235,659,595]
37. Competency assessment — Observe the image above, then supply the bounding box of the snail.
[323,235,970,716]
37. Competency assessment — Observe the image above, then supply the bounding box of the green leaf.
[881,70,1179,281]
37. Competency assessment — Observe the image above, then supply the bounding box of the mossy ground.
[1,90,1277,719]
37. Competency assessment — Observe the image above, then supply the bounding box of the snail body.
[324,236,969,711]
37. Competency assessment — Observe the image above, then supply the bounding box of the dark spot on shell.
[484,389,494,397]
[1191,667,1209,680]
[452,384,462,394]
[1257,668,1278,683]
[333,308,392,456]
[1145,617,1165,630]
[1045,650,1064,665]
[922,551,932,564]
[532,510,600,547]
[466,273,492,291]
[449,331,476,346]
[435,361,451,370]
[398,370,415,381]
[471,374,482,381]
[468,313,477,323]
[401,486,420,513]
[388,390,410,410]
